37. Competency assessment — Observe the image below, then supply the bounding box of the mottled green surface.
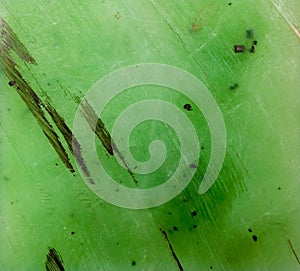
[1,1,299,270]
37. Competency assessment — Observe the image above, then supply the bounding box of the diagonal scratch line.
[270,0,300,39]
[160,228,184,271]
[287,239,300,265]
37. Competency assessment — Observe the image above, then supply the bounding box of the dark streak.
[45,247,65,271]
[160,228,184,271]
[0,17,76,173]
[79,99,114,155]
[287,239,300,265]
[80,98,138,184]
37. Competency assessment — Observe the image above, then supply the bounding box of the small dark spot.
[71,231,75,235]
[8,80,16,86]
[278,187,281,190]
[183,198,189,203]
[228,3,232,6]
[234,45,245,53]
[192,21,201,32]
[253,40,258,45]
[210,266,213,269]
[116,242,120,245]
[249,45,255,53]
[201,146,204,150]
[246,29,254,39]
[184,103,192,111]
[55,163,58,166]
[193,225,198,229]
[10,201,14,205]
[131,260,136,266]
[167,212,173,215]
[191,210,198,218]
[248,228,253,232]
[190,163,197,169]
[115,12,121,20]
[229,83,239,90]
[252,235,258,242]
[173,226,178,231]
[47,83,51,86]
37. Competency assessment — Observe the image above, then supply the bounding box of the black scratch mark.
[160,228,184,271]
[45,247,65,271]
[287,239,300,265]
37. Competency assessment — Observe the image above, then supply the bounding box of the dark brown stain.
[287,239,300,265]
[0,18,96,182]
[1,18,76,173]
[234,45,245,53]
[45,247,65,271]
[160,228,184,271]
[45,102,93,183]
[1,17,137,186]
[79,99,114,155]
[80,98,138,184]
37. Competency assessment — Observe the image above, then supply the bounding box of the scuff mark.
[287,239,300,265]
[270,0,300,39]
[160,228,184,271]
[45,247,65,271]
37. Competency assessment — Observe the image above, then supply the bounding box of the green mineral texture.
[0,1,299,270]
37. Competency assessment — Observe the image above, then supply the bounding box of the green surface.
[1,0,300,270]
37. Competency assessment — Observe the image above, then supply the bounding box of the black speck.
[228,3,232,6]
[116,242,120,245]
[210,266,213,269]
[71,231,75,235]
[229,83,239,90]
[131,260,136,266]
[201,146,204,150]
[193,225,198,229]
[234,45,245,53]
[252,235,258,242]
[253,40,258,45]
[55,163,58,166]
[184,103,192,111]
[278,187,281,190]
[246,29,254,39]
[248,228,253,232]
[167,212,173,215]
[191,210,198,218]
[173,226,178,231]
[8,81,16,86]
[249,45,255,53]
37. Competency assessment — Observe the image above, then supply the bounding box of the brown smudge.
[45,247,65,271]
[287,239,300,265]
[160,228,184,271]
